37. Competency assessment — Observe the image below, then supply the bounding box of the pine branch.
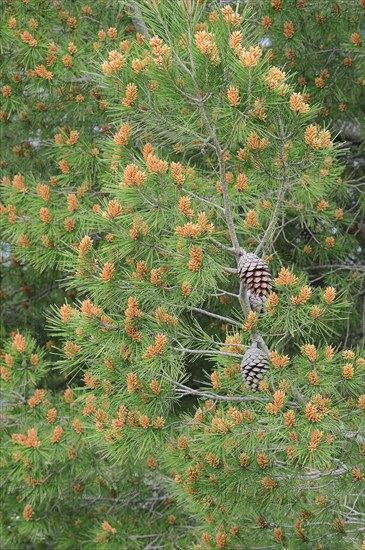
[172,340,244,358]
[255,115,289,257]
[129,3,151,39]
[190,306,242,327]
[171,380,269,402]
[183,189,225,212]
[185,24,241,255]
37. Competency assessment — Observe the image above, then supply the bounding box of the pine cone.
[299,219,322,241]
[238,252,271,297]
[247,291,265,313]
[241,345,269,392]
[299,227,314,241]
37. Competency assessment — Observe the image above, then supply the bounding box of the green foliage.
[256,0,365,133]
[1,1,364,548]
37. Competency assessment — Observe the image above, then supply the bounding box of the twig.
[190,306,242,327]
[171,380,269,402]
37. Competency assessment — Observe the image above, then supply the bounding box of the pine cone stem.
[238,279,251,316]
[253,334,269,356]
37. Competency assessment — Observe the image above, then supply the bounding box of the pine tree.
[1,1,364,548]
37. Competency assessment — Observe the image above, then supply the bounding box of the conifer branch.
[190,306,242,327]
[129,3,151,40]
[185,25,241,255]
[171,380,269,402]
[183,190,225,212]
[172,341,244,358]
[255,115,289,257]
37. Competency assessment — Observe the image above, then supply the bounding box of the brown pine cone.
[241,345,269,392]
[238,252,271,297]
